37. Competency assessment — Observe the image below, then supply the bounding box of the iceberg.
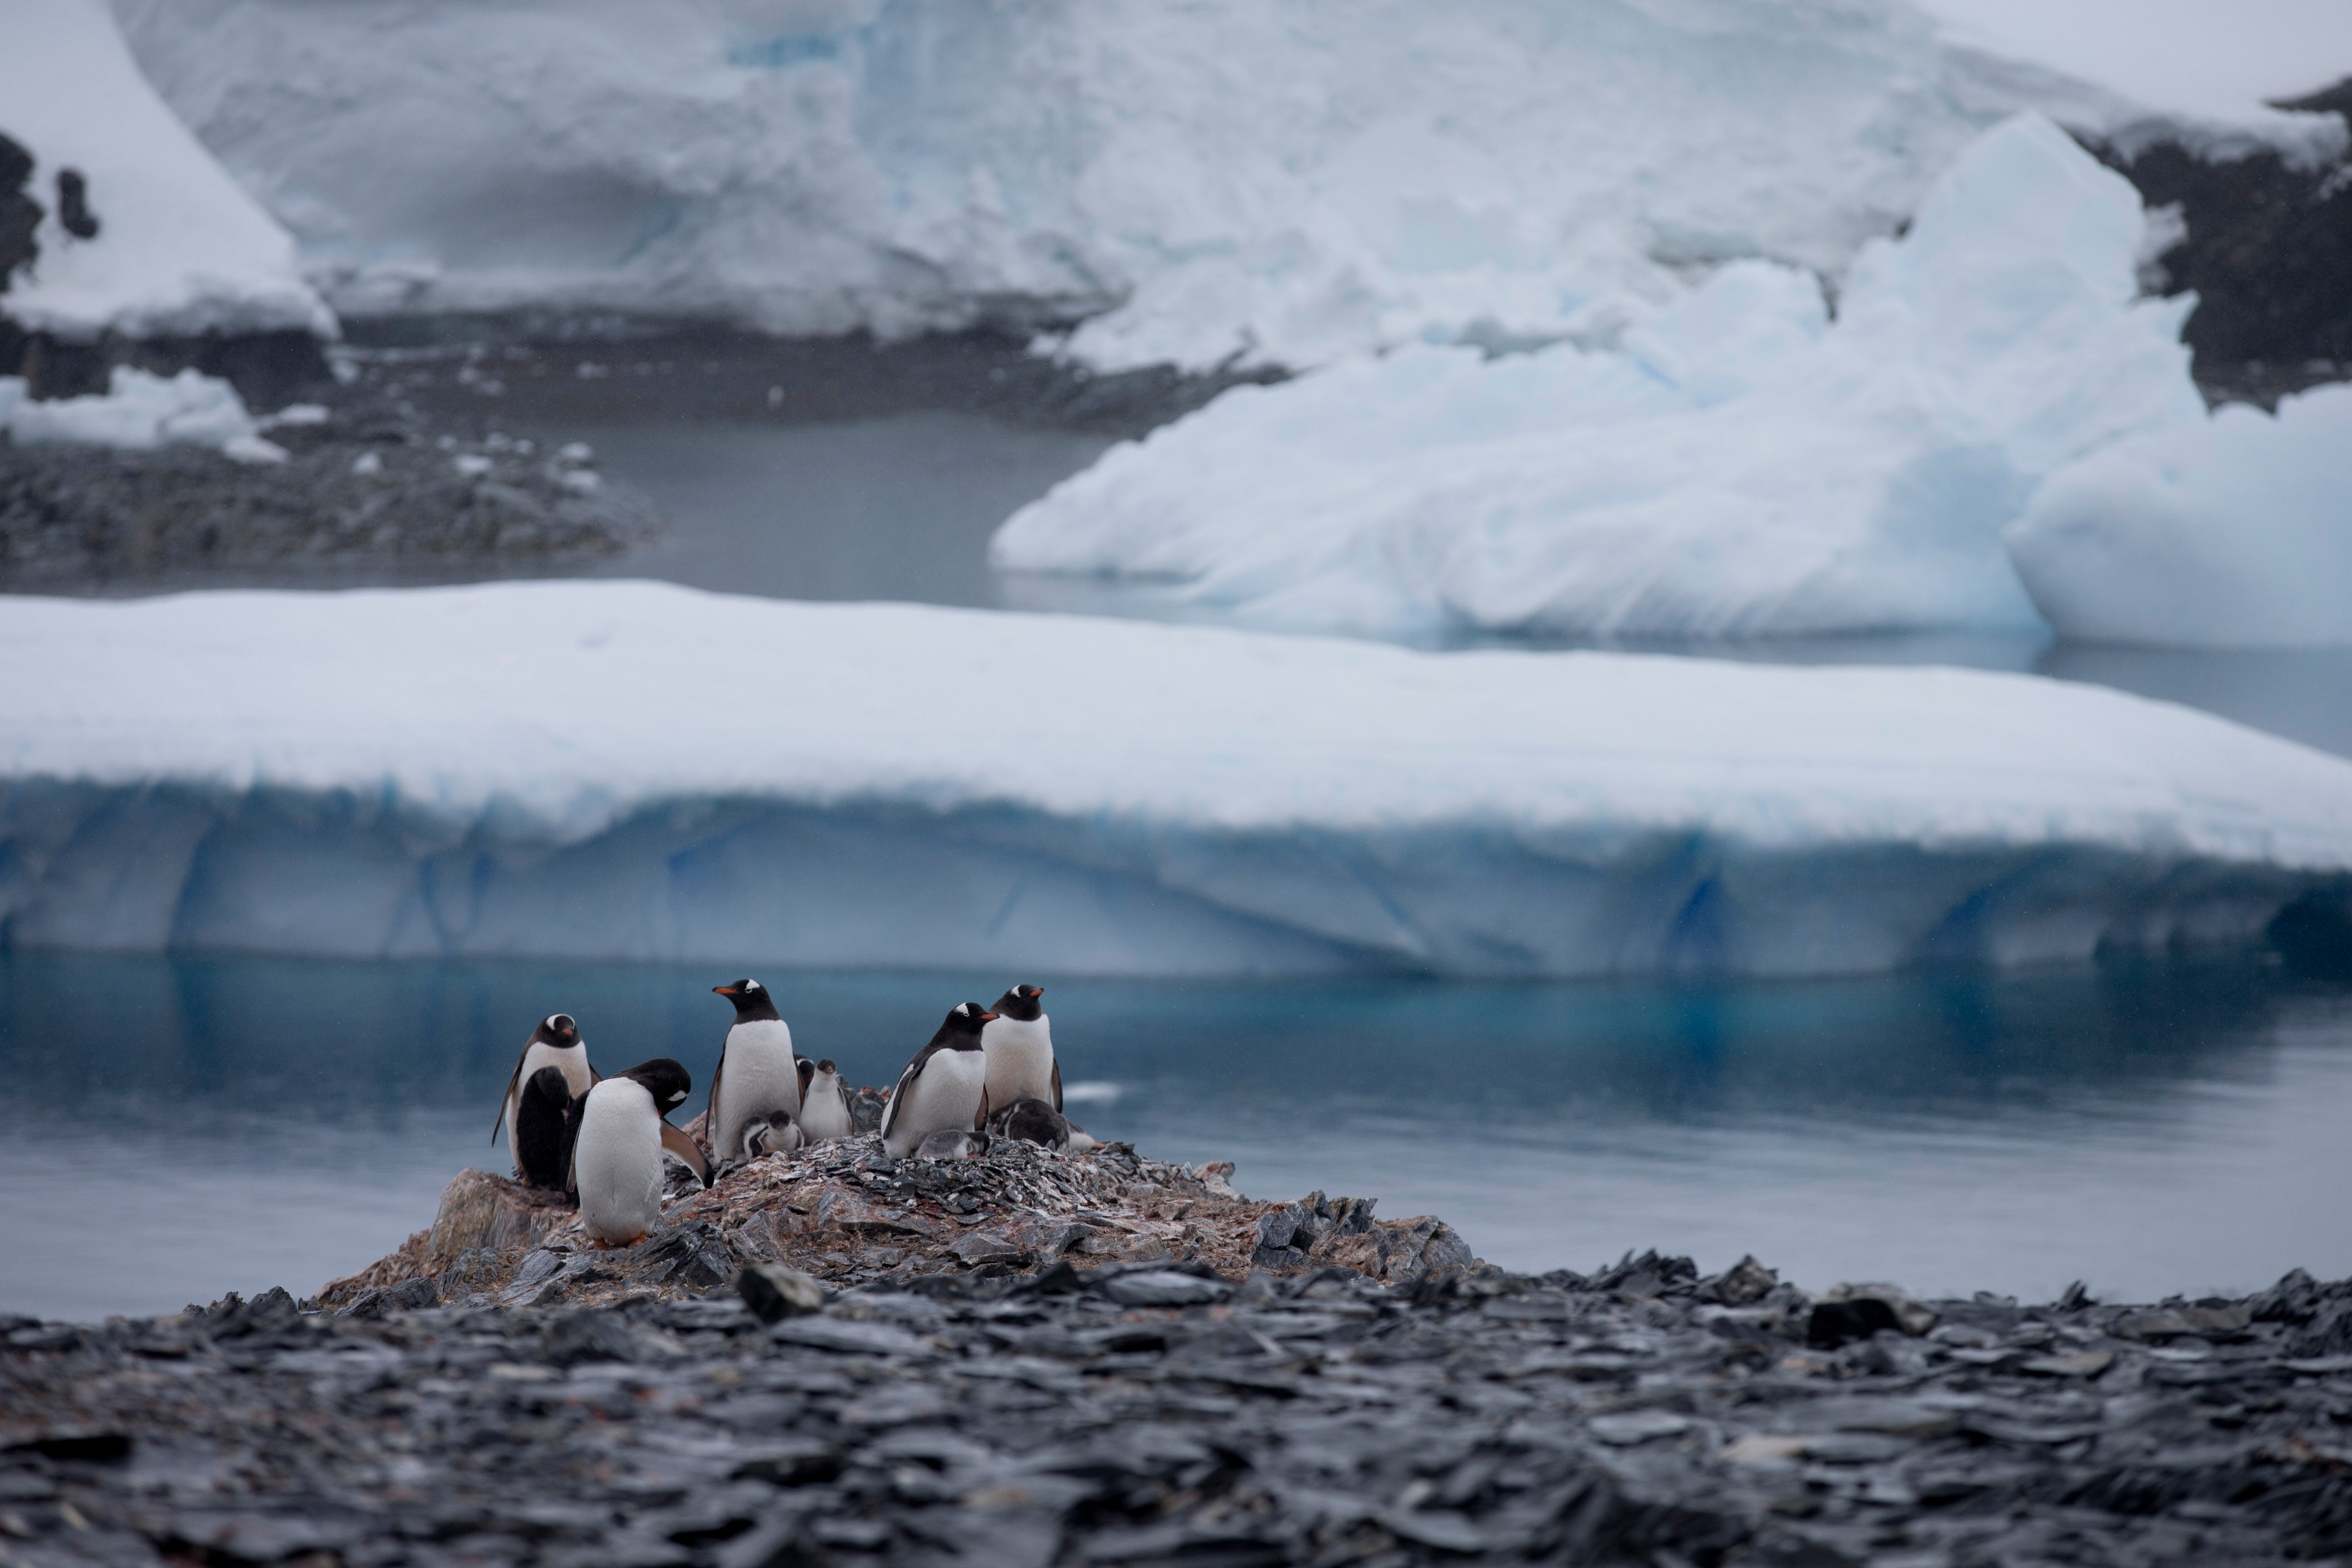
[993,116,2352,647]
[111,0,2220,374]
[2006,384,2352,649]
[2,580,2347,978]
[0,0,333,343]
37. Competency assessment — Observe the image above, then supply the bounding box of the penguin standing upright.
[573,1058,708,1246]
[796,1058,854,1143]
[878,1004,994,1158]
[707,980,802,1166]
[981,984,1060,1112]
[493,1014,594,1180]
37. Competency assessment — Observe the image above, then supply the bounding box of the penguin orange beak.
[981,1012,1000,1022]
[712,985,738,996]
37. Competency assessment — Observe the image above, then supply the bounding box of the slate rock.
[737,1264,825,1324]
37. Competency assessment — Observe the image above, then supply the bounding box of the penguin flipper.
[879,1049,929,1143]
[975,1082,991,1133]
[1050,1059,1063,1114]
[705,1049,726,1152]
[661,1120,711,1189]
[492,1045,529,1144]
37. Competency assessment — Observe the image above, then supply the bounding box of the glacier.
[2,580,2349,978]
[992,115,2352,647]
[0,0,332,343]
[106,0,2306,375]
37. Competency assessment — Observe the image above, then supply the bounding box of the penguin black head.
[929,1002,997,1049]
[815,1058,838,1074]
[990,983,1045,1022]
[532,1014,582,1048]
[712,979,783,1022]
[617,1058,694,1119]
[797,1056,816,1098]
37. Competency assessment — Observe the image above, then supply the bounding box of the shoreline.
[7,1150,2352,1566]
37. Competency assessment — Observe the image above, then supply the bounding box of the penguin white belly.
[714,1020,801,1162]
[507,1040,593,1175]
[883,1050,988,1158]
[983,1017,1055,1108]
[799,1075,853,1142]
[575,1080,664,1245]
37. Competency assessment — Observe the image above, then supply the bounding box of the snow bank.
[108,0,2208,374]
[2005,384,2352,648]
[0,0,332,342]
[995,116,2214,641]
[2,367,285,461]
[3,580,2347,978]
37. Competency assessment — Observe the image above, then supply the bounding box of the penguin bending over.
[797,1058,854,1143]
[573,1058,708,1246]
[493,1014,594,1180]
[981,984,1060,1112]
[708,980,801,1166]
[987,1096,1071,1150]
[513,1066,584,1189]
[879,1003,994,1158]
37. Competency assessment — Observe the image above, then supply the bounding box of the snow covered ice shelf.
[113,0,2280,374]
[2,581,2349,978]
[0,0,331,343]
[995,115,2352,649]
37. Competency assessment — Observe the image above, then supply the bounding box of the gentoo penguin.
[879,1003,994,1158]
[914,1127,991,1161]
[493,1014,595,1180]
[708,980,802,1167]
[573,1058,709,1246]
[513,1066,583,1189]
[796,1058,854,1143]
[981,984,1060,1113]
[986,1096,1070,1150]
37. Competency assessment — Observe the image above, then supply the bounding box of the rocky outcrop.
[2092,83,2352,406]
[316,1136,1480,1313]
[0,407,664,587]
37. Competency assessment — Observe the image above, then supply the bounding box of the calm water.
[4,951,2349,1322]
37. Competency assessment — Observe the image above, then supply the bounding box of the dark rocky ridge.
[2090,78,2352,407]
[12,1238,2352,1566]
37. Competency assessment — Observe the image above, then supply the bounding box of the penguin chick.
[513,1066,580,1190]
[985,1096,1070,1150]
[879,1003,994,1158]
[981,983,1059,1112]
[914,1127,991,1161]
[708,979,801,1171]
[494,1014,594,1180]
[740,1116,804,1162]
[574,1058,708,1247]
[796,1057,853,1142]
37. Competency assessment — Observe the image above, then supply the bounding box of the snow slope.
[108,0,2251,374]
[994,116,2352,648]
[3,580,2347,978]
[0,0,332,342]
[0,368,284,460]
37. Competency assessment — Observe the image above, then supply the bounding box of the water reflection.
[3,952,2348,1319]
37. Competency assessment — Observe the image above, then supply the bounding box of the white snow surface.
[2,580,2348,978]
[2006,384,2352,648]
[107,0,2306,374]
[0,368,285,462]
[0,0,332,342]
[993,116,2351,647]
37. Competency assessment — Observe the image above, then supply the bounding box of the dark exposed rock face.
[2091,83,2352,406]
[0,132,39,296]
[13,1252,2352,1565]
